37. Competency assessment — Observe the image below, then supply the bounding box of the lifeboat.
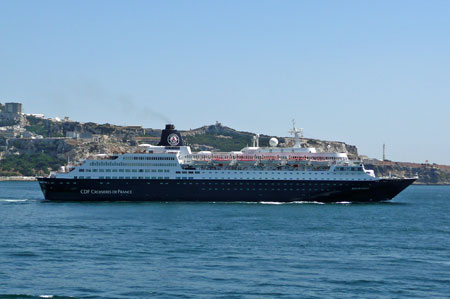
[193,159,210,166]
[211,157,235,166]
[285,155,309,166]
[236,158,258,166]
[259,156,282,166]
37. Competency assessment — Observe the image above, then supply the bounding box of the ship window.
[79,169,84,172]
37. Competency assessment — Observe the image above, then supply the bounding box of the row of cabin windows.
[79,169,170,173]
[176,182,349,186]
[90,162,177,167]
[176,171,201,174]
[77,176,170,179]
[75,177,366,182]
[177,171,338,175]
[57,181,361,187]
[200,188,328,192]
[335,167,363,172]
[123,156,175,161]
[195,177,367,181]
[177,170,364,177]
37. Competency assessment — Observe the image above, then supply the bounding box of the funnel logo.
[167,133,180,146]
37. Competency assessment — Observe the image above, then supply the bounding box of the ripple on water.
[0,184,449,298]
[0,199,30,202]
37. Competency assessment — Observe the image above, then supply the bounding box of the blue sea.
[0,182,449,298]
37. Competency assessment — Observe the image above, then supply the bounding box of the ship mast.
[289,119,304,148]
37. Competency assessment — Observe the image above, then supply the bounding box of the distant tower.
[5,102,22,114]
[383,143,386,161]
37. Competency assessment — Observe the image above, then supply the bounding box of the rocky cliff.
[364,162,450,185]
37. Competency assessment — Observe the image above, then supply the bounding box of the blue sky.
[1,0,449,164]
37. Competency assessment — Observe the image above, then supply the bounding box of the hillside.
[181,123,358,158]
[364,161,450,185]
[0,117,449,184]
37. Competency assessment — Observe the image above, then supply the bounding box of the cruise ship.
[38,123,416,202]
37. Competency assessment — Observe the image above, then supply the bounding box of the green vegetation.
[184,133,252,152]
[25,116,49,136]
[0,153,65,176]
[25,116,64,137]
[25,124,50,137]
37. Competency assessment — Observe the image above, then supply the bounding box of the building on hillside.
[0,102,25,127]
[25,113,45,119]
[0,126,23,138]
[66,131,80,139]
[133,136,160,144]
[5,103,22,114]
[79,132,94,140]
[22,131,34,138]
[93,135,108,143]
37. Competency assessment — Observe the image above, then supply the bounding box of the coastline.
[0,176,37,181]
[413,182,450,186]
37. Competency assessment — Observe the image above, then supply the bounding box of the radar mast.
[289,119,304,148]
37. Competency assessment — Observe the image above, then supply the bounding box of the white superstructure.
[52,122,377,182]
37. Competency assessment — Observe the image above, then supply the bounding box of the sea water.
[0,182,449,298]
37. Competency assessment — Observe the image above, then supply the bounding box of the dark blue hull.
[38,177,416,202]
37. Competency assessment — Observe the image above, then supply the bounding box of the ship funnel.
[158,124,184,147]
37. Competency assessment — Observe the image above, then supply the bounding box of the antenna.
[383,143,386,161]
[289,119,304,148]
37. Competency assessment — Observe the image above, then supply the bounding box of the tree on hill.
[0,153,65,176]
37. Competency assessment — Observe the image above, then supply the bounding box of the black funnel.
[158,124,184,146]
